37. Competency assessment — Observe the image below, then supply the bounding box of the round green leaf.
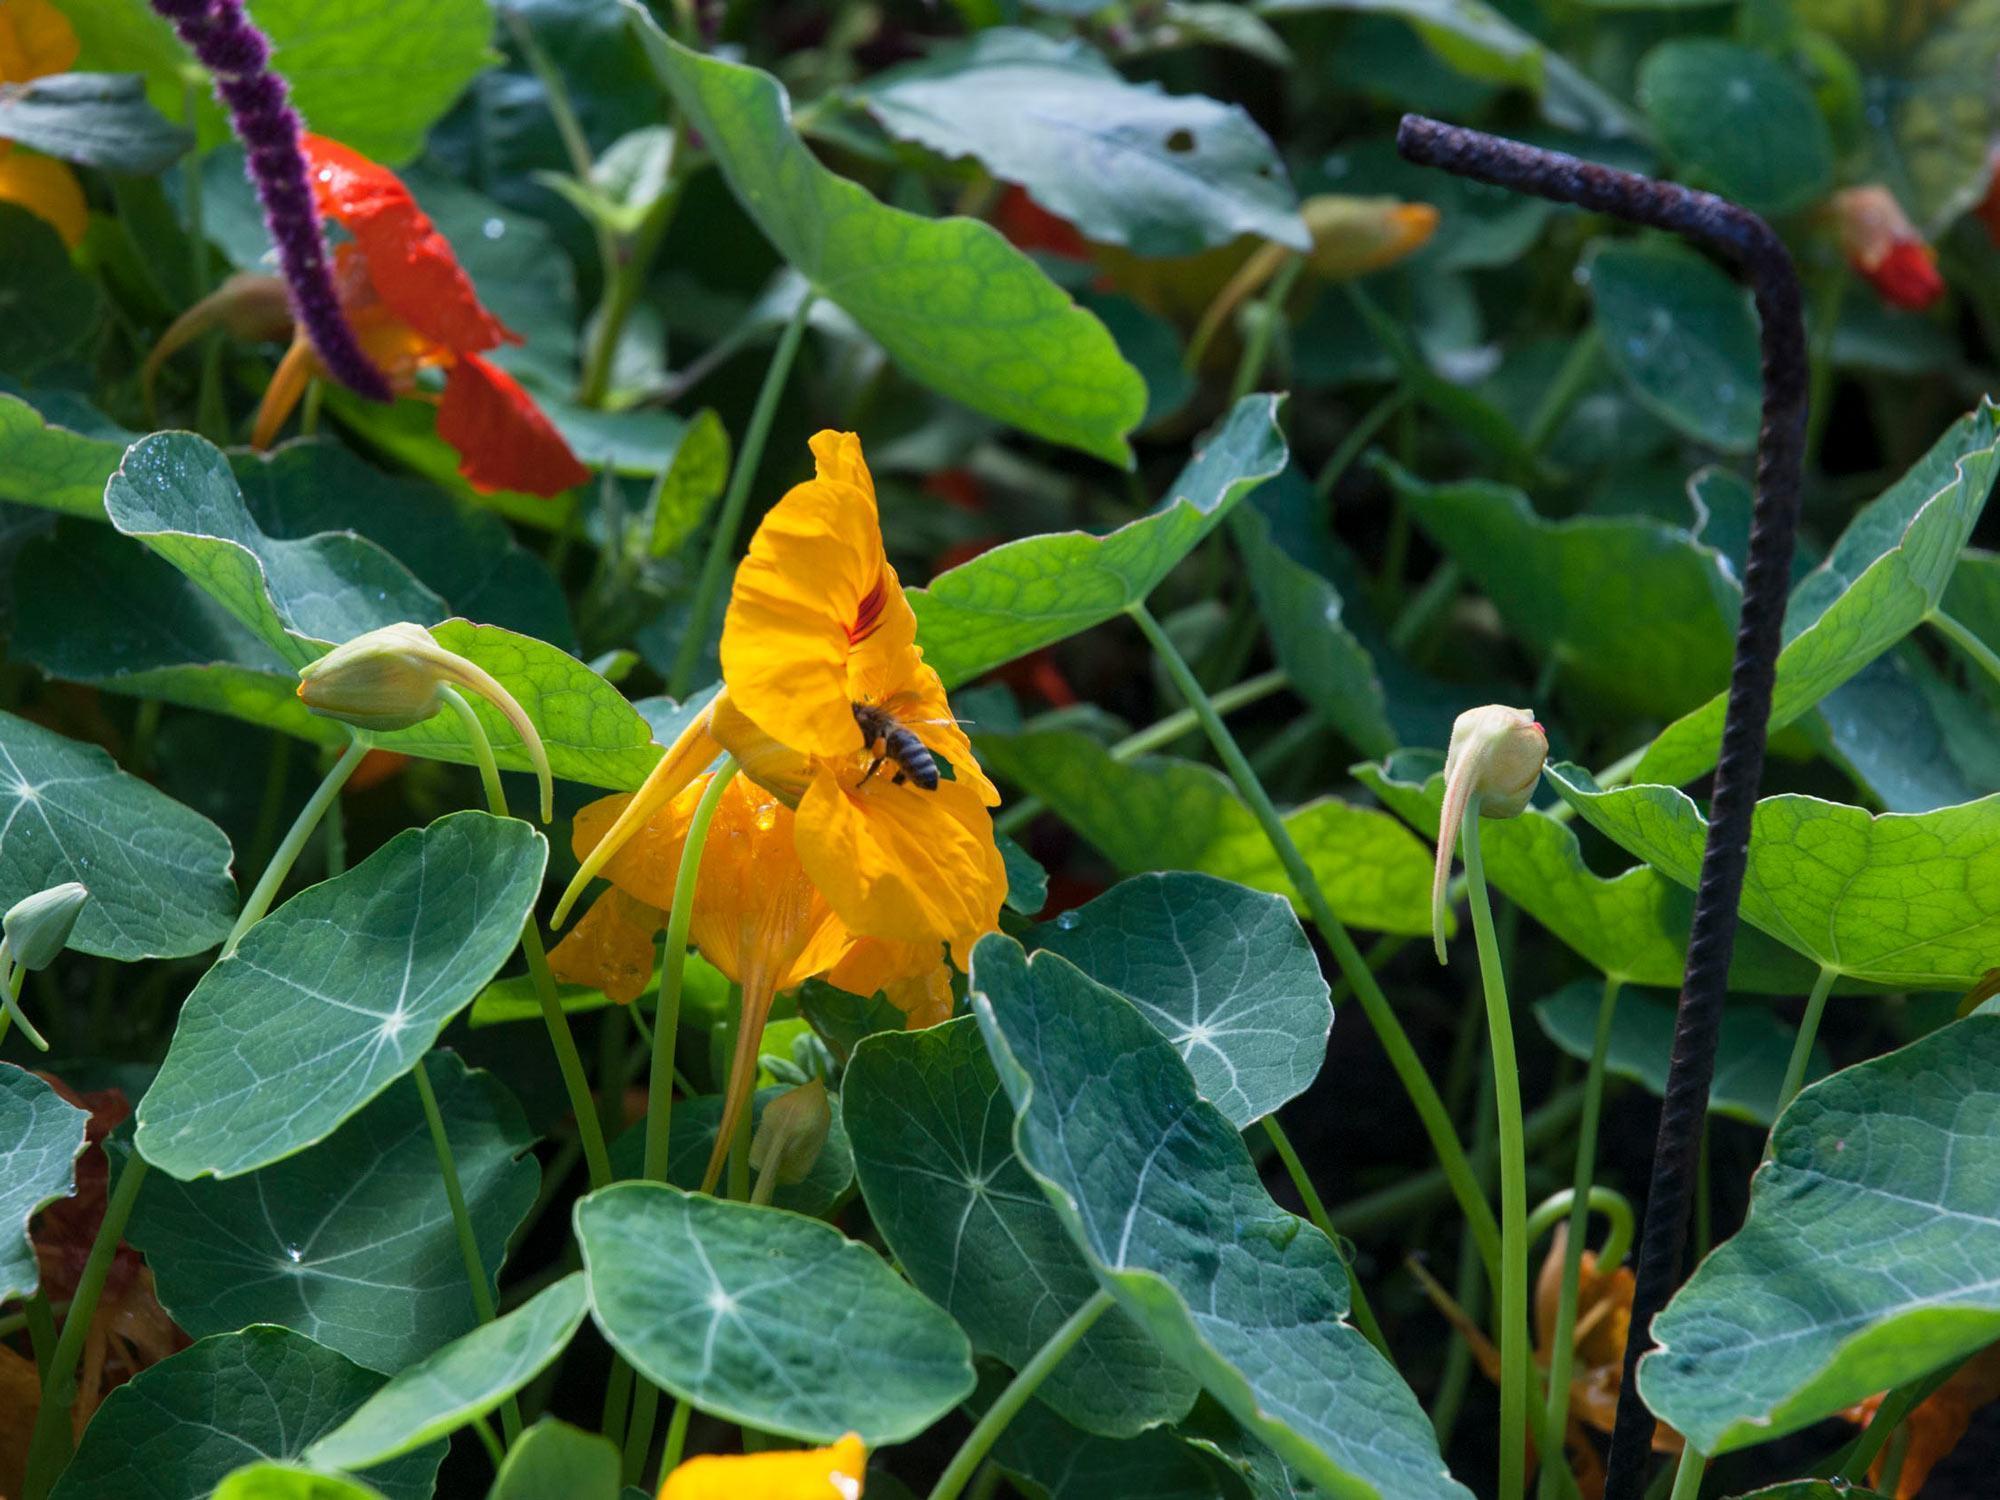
[574,1181,975,1445]
[0,1063,88,1301]
[135,812,547,1180]
[48,1326,443,1500]
[306,1274,589,1469]
[1638,41,1833,215]
[0,708,237,960]
[1640,1013,2000,1453]
[130,1054,540,1372]
[486,1419,622,1500]
[0,72,192,172]
[213,1466,388,1500]
[844,1019,1199,1438]
[1031,872,1331,1126]
[1589,239,1760,453]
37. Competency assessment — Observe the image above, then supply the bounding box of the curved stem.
[1315,385,1412,501]
[1227,255,1302,404]
[668,296,815,697]
[1127,600,1501,1290]
[224,733,367,955]
[1263,1115,1388,1358]
[439,686,612,1190]
[928,1290,1115,1500]
[1774,965,1837,1124]
[22,1155,149,1500]
[1539,976,1623,1500]
[1526,1187,1635,1273]
[412,1054,520,1444]
[1930,609,2000,691]
[1462,814,1528,1500]
[0,945,46,1052]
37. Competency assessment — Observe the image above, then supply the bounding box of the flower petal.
[0,0,78,83]
[796,765,1006,958]
[438,353,590,498]
[547,889,664,1004]
[302,134,517,355]
[658,1431,866,1499]
[0,149,85,248]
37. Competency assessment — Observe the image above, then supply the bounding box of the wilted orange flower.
[1842,1344,2000,1498]
[225,135,588,496]
[1833,186,1945,312]
[0,0,87,248]
[659,1432,865,1499]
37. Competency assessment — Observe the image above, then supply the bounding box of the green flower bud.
[749,1078,832,1189]
[4,881,89,971]
[1432,705,1548,965]
[296,622,554,820]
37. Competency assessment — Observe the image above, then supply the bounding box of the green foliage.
[1637,41,1834,216]
[0,1065,87,1301]
[484,1420,622,1500]
[0,208,101,378]
[1589,240,1762,453]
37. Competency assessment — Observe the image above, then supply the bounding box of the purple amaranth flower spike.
[149,0,391,402]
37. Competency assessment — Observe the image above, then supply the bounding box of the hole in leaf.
[1165,129,1196,154]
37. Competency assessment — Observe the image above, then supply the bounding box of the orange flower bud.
[1833,185,1944,312]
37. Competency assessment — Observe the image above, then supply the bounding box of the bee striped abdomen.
[853,702,940,790]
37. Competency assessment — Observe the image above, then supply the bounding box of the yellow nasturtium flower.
[658,1432,865,1499]
[0,0,87,248]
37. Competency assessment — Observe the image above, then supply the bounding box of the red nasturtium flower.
[164,134,590,497]
[1833,185,1945,312]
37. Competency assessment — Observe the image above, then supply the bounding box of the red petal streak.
[848,578,887,644]
[438,355,590,498]
[302,134,518,356]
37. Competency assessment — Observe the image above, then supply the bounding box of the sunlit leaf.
[135,812,546,1179]
[575,1181,976,1444]
[1589,239,1760,453]
[0,1064,88,1301]
[0,388,128,517]
[211,1465,389,1500]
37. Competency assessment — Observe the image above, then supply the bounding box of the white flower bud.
[4,881,89,971]
[1432,706,1548,964]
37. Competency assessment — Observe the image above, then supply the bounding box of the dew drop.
[482,217,506,240]
[1053,910,1080,930]
[283,1243,304,1264]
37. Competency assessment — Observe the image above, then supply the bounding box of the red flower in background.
[1833,186,1945,312]
[245,136,589,498]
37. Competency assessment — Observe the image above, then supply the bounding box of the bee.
[852,698,941,790]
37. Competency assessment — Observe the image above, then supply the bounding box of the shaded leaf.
[1640,1013,2000,1453]
[844,1018,1199,1438]
[135,812,546,1180]
[0,206,101,377]
[969,936,1470,1499]
[606,1086,856,1219]
[0,73,192,172]
[130,1054,540,1372]
[646,408,731,558]
[1589,239,1761,453]
[0,708,237,960]
[0,1064,88,1302]
[486,1419,622,1500]
[1637,41,1833,215]
[986,1379,1230,1498]
[575,1181,976,1444]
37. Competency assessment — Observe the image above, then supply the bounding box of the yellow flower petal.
[0,150,85,249]
[659,1432,866,1500]
[546,888,663,1004]
[825,936,957,1027]
[721,431,918,760]
[710,689,814,807]
[0,0,79,83]
[796,766,1006,959]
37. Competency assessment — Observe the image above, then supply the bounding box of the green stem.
[23,1155,149,1500]
[1,946,46,1052]
[1314,386,1412,501]
[1127,600,1501,1289]
[1521,327,1601,456]
[667,295,815,698]
[1666,1447,1706,1500]
[23,1290,56,1374]
[657,1398,692,1489]
[471,1415,506,1471]
[578,185,681,410]
[928,1290,1115,1500]
[1525,1187,1634,1272]
[623,1374,662,1485]
[439,687,613,1190]
[1931,609,2000,692]
[224,735,368,955]
[1462,814,1528,1500]
[1538,975,1622,1500]
[1776,965,1837,1123]
[1263,1115,1388,1358]
[412,1055,521,1444]
[993,667,1291,840]
[1227,256,1302,405]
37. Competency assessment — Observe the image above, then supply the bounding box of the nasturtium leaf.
[212,1465,389,1500]
[985,1380,1226,1499]
[1355,754,1819,993]
[48,1326,444,1500]
[1636,41,1833,215]
[843,1019,1199,1438]
[606,1086,856,1219]
[1031,872,1331,1126]
[0,387,129,516]
[647,408,732,558]
[136,812,546,1180]
[1589,239,1760,453]
[979,726,1434,938]
[0,708,237,960]
[307,1274,588,1469]
[625,4,1145,463]
[486,1419,622,1500]
[1944,546,2000,653]
[969,936,1470,1499]
[1728,1485,1889,1500]
[1235,502,1396,758]
[1000,834,1049,915]
[0,1064,88,1301]
[1815,646,2000,814]
[1794,0,2000,233]
[1382,460,1740,720]
[575,1181,976,1444]
[0,72,191,172]
[1532,981,1824,1127]
[1549,764,2000,988]
[910,395,1286,686]
[1635,399,2000,787]
[130,1054,540,1373]
[862,28,1306,256]
[1640,1012,2000,1453]
[0,206,102,377]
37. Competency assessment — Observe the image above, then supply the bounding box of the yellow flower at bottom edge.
[659,1432,866,1500]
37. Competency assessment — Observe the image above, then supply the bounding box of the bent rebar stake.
[1395,115,1807,1500]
